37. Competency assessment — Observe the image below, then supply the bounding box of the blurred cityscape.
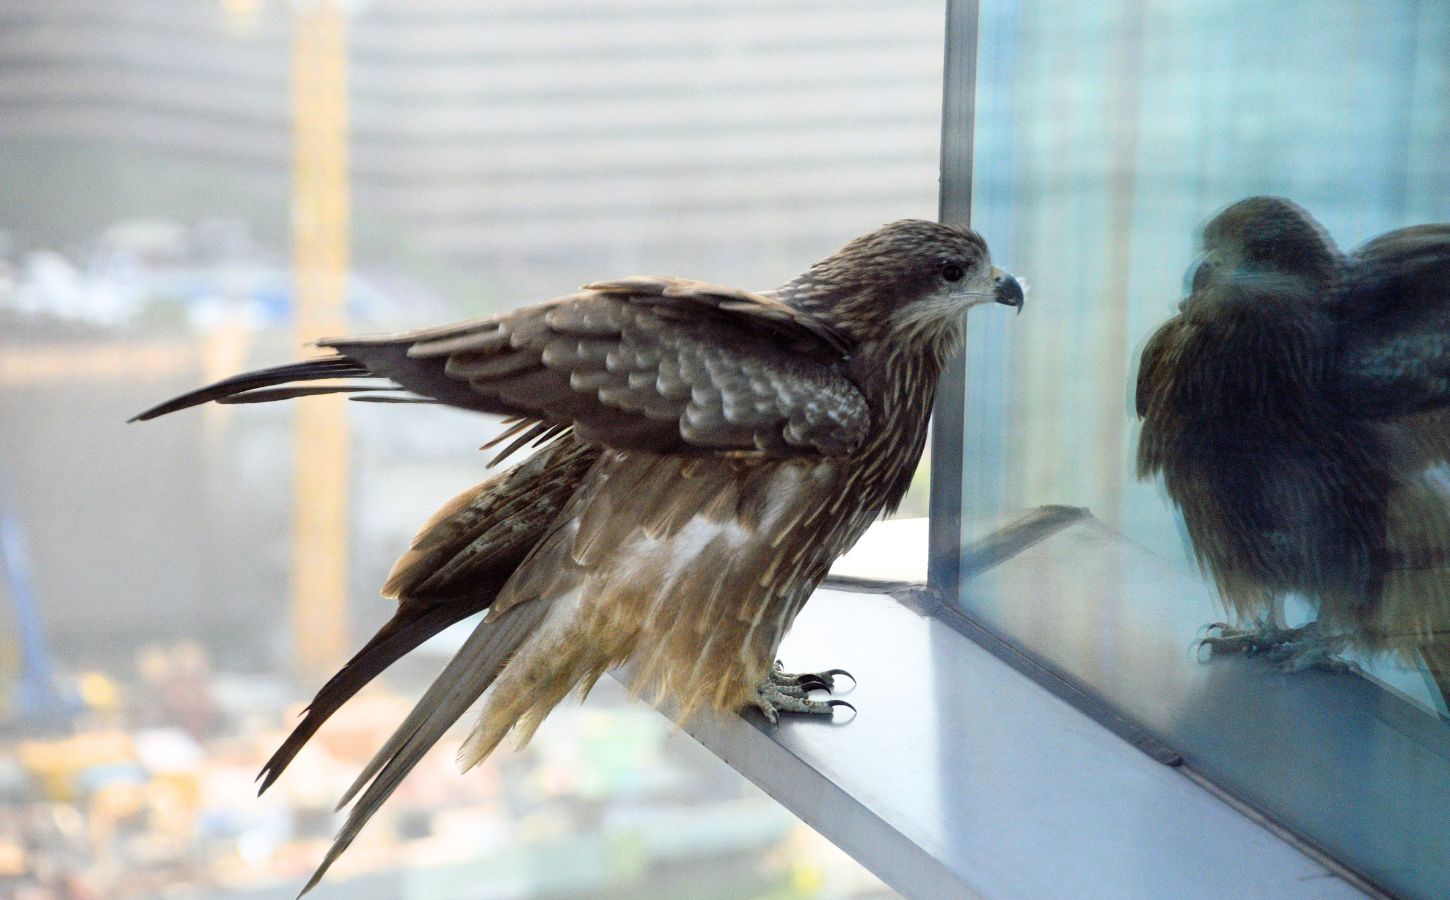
[3,645,889,899]
[0,0,940,895]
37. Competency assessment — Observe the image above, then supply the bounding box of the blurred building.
[0,0,946,662]
[0,10,915,895]
[0,0,944,297]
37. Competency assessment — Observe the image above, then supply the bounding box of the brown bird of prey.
[1136,195,1450,701]
[134,219,1024,890]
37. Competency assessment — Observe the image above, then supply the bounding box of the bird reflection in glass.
[1137,195,1450,710]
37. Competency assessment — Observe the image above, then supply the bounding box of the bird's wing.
[1351,230,1450,703]
[1135,313,1183,419]
[1334,225,1450,419]
[134,277,869,458]
[1133,312,1188,479]
[255,435,601,794]
[1402,409,1450,468]
[576,275,852,357]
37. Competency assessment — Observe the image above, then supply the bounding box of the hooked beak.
[991,267,1025,315]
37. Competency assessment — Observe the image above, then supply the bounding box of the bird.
[133,218,1025,891]
[1135,195,1450,703]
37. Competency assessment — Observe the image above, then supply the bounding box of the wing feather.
[135,277,870,457]
[1335,225,1450,418]
[332,280,867,456]
[1135,313,1189,478]
[256,436,598,796]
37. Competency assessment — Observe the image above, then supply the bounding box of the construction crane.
[289,0,351,676]
[0,482,77,729]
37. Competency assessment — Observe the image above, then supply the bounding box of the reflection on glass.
[959,1,1450,895]
[1137,195,1450,707]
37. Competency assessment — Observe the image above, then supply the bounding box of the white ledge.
[628,583,1364,899]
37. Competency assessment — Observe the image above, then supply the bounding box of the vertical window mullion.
[928,0,982,600]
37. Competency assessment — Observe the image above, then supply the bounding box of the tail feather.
[263,438,597,804]
[256,600,482,795]
[218,385,400,405]
[300,598,551,895]
[129,356,375,421]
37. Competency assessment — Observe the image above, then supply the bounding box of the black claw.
[821,668,855,688]
[826,699,856,716]
[798,675,831,692]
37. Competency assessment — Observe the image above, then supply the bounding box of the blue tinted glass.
[953,2,1450,895]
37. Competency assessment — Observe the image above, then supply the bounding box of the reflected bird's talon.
[1192,639,1216,664]
[1198,620,1354,676]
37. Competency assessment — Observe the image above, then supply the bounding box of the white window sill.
[618,514,1369,899]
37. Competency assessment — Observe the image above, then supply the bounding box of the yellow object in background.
[17,731,135,802]
[76,671,121,714]
[290,0,352,677]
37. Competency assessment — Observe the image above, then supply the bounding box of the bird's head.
[780,219,1023,355]
[1152,197,1342,420]
[1186,196,1342,303]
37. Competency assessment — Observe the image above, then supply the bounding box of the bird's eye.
[940,263,966,282]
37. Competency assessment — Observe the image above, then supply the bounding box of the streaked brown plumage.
[1136,196,1450,702]
[133,219,1024,891]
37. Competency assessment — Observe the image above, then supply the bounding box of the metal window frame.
[926,0,978,603]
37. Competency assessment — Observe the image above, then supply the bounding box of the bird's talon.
[768,663,851,694]
[797,675,831,692]
[755,665,857,721]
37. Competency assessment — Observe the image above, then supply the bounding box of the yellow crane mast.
[289,1,350,676]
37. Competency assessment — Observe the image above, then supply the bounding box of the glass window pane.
[954,2,1450,895]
